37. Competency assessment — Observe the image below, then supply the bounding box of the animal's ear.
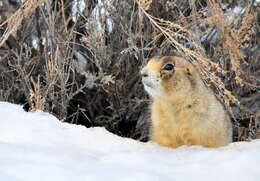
[186,66,193,77]
[185,66,196,87]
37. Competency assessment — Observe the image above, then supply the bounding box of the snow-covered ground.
[0,102,260,181]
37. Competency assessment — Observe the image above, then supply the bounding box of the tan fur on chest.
[141,56,232,148]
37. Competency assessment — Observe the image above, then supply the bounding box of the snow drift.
[0,102,260,181]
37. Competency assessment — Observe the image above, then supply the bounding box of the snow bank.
[0,102,260,181]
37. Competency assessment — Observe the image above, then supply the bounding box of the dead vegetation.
[0,0,259,141]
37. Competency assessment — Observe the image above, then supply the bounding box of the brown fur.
[141,56,232,148]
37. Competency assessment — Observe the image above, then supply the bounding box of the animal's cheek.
[160,80,174,94]
[160,71,173,80]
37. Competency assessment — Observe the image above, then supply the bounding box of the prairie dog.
[141,56,232,148]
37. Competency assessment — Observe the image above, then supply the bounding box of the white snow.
[84,73,95,89]
[255,0,260,5]
[226,6,245,24]
[85,0,114,36]
[17,0,26,3]
[106,17,114,34]
[72,0,86,22]
[31,35,40,50]
[232,6,245,14]
[74,51,88,72]
[0,101,260,181]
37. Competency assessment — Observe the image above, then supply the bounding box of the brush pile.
[0,0,259,141]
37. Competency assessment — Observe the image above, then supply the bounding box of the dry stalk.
[29,76,45,112]
[136,0,153,10]
[0,0,47,47]
[29,47,60,112]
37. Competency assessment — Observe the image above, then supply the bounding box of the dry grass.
[0,0,47,47]
[0,0,259,141]
[29,76,46,112]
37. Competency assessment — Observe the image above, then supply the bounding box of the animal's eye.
[163,63,174,71]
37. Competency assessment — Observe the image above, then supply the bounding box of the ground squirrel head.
[141,56,198,99]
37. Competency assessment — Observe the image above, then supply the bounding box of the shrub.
[0,0,259,141]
